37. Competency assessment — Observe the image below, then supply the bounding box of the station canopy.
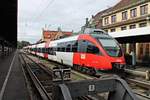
[109,27,150,43]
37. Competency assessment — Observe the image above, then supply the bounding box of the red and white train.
[24,30,126,74]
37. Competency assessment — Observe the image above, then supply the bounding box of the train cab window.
[87,42,100,54]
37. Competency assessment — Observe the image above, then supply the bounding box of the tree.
[17,41,30,49]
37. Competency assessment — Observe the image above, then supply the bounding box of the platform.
[0,50,29,100]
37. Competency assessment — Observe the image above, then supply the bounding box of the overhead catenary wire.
[34,0,55,21]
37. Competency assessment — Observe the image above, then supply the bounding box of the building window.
[140,4,148,15]
[111,15,116,24]
[110,28,116,32]
[122,11,128,20]
[129,24,136,29]
[104,17,109,25]
[139,22,147,27]
[121,26,127,30]
[130,8,137,18]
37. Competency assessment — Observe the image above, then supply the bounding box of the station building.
[91,0,150,62]
[42,29,72,42]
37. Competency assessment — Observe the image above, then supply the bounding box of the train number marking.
[88,85,95,92]
[80,54,86,59]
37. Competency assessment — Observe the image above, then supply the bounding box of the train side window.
[78,40,87,53]
[35,48,37,52]
[45,48,48,53]
[48,48,50,54]
[48,47,52,54]
[42,48,45,53]
[61,47,65,52]
[66,44,71,52]
[52,47,56,55]
[39,48,41,53]
[53,47,57,51]
[40,48,42,53]
[72,41,78,52]
[57,47,60,51]
[38,48,40,52]
[87,42,100,54]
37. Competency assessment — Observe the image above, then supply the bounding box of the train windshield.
[98,38,122,57]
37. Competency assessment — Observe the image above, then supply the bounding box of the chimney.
[86,18,88,25]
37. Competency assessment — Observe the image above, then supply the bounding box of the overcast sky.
[18,0,120,43]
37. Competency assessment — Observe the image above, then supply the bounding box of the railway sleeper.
[41,81,52,86]
[44,86,53,93]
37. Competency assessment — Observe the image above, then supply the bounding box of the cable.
[34,0,55,21]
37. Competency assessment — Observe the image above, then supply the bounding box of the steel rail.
[126,78,150,99]
[20,53,52,100]
[25,53,147,100]
[23,53,102,100]
[126,78,150,89]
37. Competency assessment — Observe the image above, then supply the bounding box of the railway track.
[21,52,150,100]
[19,53,53,100]
[20,52,101,100]
[125,78,150,100]
[124,68,150,99]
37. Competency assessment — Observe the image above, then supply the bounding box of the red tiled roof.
[43,31,58,39]
[43,30,72,41]
[62,31,72,35]
[94,0,141,19]
[111,0,140,11]
[94,8,112,18]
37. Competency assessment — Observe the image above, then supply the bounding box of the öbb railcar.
[25,33,126,74]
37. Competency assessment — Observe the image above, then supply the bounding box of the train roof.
[37,42,45,47]
[49,35,79,46]
[84,28,106,34]
[29,33,114,48]
[90,33,113,39]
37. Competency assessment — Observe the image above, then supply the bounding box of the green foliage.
[17,41,30,49]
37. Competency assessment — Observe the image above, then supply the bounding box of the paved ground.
[0,52,15,90]
[0,50,29,100]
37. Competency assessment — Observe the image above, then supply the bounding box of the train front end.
[97,36,126,71]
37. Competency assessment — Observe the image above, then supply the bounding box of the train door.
[44,41,50,59]
[78,40,102,69]
[86,41,101,68]
[78,40,87,66]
